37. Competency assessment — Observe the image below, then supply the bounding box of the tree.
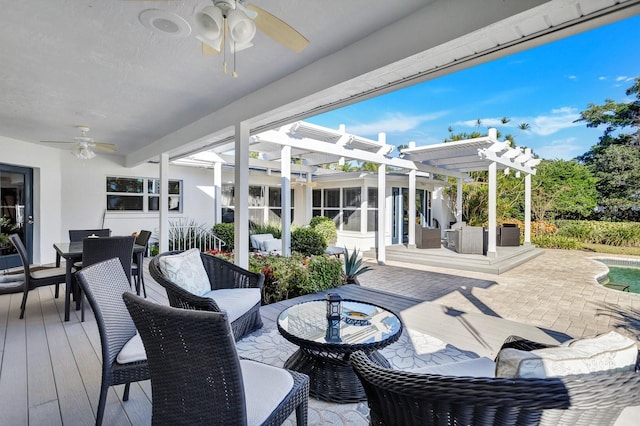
[576,77,640,163]
[591,144,640,220]
[531,160,598,221]
[576,78,640,219]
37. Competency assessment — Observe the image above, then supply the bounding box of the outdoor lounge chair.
[123,292,309,426]
[351,335,640,426]
[149,250,264,341]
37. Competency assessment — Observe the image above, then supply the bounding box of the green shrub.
[532,235,582,250]
[312,220,337,245]
[309,215,332,228]
[168,218,214,251]
[248,253,342,304]
[556,220,640,247]
[249,223,282,239]
[212,223,235,252]
[306,255,344,291]
[343,246,373,282]
[291,227,327,256]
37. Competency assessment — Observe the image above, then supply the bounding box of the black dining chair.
[9,234,67,319]
[123,292,309,426]
[75,258,149,426]
[78,235,135,321]
[59,228,112,267]
[131,230,152,297]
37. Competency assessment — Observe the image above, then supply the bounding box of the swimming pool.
[596,259,640,293]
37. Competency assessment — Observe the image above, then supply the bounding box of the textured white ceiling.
[0,0,638,164]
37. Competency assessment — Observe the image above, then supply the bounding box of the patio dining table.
[54,241,145,321]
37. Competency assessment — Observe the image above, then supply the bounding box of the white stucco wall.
[60,154,216,246]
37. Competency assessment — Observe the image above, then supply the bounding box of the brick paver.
[357,249,640,342]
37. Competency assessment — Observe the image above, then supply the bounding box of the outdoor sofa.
[352,333,640,425]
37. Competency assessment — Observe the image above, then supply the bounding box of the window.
[367,187,378,232]
[341,187,361,231]
[106,177,182,212]
[220,185,294,225]
[312,187,365,232]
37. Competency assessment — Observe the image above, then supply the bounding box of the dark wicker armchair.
[149,250,264,341]
[351,336,640,426]
[123,292,309,426]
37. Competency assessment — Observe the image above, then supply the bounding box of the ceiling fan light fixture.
[226,9,256,45]
[72,146,96,160]
[195,5,224,42]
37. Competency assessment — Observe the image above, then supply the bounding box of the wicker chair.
[149,250,264,341]
[9,234,67,319]
[131,230,152,297]
[79,235,135,321]
[351,336,640,426]
[123,292,309,426]
[75,258,149,426]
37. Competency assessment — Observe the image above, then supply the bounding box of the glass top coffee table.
[277,299,402,403]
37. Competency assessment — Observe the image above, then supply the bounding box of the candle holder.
[326,293,342,320]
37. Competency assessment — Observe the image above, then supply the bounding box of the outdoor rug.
[236,326,479,425]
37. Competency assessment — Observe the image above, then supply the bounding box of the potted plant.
[343,246,372,285]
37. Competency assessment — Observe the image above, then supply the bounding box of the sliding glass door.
[1,164,33,269]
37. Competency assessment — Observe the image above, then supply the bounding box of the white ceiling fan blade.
[246,4,308,53]
[40,140,76,144]
[93,143,118,153]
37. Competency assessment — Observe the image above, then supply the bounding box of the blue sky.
[306,14,640,161]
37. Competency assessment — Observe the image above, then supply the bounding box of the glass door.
[1,164,33,270]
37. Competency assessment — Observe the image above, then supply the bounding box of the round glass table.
[277,299,403,403]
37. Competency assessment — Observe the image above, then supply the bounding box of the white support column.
[234,122,250,269]
[487,162,497,258]
[456,178,463,224]
[524,173,532,245]
[159,153,169,253]
[408,169,416,248]
[304,174,313,225]
[213,161,222,224]
[281,145,292,257]
[377,164,386,265]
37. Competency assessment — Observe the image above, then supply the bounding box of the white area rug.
[236,326,479,425]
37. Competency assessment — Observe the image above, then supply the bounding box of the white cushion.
[158,248,210,296]
[31,267,66,279]
[496,331,638,378]
[409,357,496,378]
[116,332,147,364]
[261,238,282,254]
[250,234,273,251]
[201,288,261,323]
[240,359,294,426]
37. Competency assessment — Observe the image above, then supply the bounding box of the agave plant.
[343,246,372,284]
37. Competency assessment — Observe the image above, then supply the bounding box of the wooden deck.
[0,261,576,425]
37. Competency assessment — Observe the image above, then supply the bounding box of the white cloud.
[534,137,583,160]
[599,76,607,80]
[344,112,448,135]
[567,75,577,80]
[454,107,581,136]
[616,76,634,82]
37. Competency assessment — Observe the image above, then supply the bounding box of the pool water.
[603,266,640,293]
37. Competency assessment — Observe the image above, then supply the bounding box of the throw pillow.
[262,238,282,254]
[158,248,210,296]
[495,331,638,378]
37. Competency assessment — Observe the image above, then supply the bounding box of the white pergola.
[175,125,539,265]
[401,128,540,257]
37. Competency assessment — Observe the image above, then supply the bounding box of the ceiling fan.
[137,1,309,76]
[41,126,117,160]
